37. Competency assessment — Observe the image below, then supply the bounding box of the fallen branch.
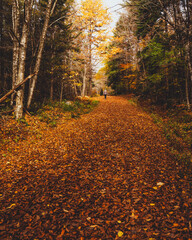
[23,107,32,116]
[0,73,36,104]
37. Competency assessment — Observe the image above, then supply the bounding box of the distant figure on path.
[104,89,107,99]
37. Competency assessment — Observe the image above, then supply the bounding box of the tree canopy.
[104,0,192,108]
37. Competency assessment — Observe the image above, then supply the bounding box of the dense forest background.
[105,0,192,109]
[0,0,192,119]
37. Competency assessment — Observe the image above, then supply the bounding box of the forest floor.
[0,96,191,239]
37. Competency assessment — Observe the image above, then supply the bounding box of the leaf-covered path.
[0,96,191,239]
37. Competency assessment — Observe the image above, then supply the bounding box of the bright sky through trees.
[102,0,123,28]
[76,0,123,30]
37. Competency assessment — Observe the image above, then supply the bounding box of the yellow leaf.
[7,204,16,209]
[150,203,155,206]
[118,231,124,237]
[146,218,152,222]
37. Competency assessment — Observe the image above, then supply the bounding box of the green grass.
[128,96,192,168]
[36,98,99,127]
[150,108,192,166]
[128,96,138,106]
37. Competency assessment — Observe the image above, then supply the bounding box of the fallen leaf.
[7,204,16,209]
[118,231,124,237]
[157,182,164,186]
[90,225,98,228]
[150,203,155,206]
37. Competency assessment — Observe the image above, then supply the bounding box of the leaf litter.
[0,96,191,239]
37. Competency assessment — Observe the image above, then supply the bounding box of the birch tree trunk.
[12,0,20,105]
[27,0,53,108]
[15,0,33,119]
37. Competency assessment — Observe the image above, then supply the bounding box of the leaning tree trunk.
[15,0,32,119]
[27,0,53,108]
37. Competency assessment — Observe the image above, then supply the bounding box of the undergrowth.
[35,98,99,126]
[0,98,99,148]
[134,97,192,168]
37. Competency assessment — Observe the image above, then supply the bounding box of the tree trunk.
[27,0,53,108]
[74,82,78,97]
[15,0,33,119]
[0,0,5,94]
[185,0,191,109]
[185,68,190,110]
[60,81,64,103]
[12,0,20,105]
[185,41,192,109]
[81,64,87,97]
[50,25,56,101]
[50,77,54,101]
[87,30,92,96]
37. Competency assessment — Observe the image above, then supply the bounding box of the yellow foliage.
[120,63,137,71]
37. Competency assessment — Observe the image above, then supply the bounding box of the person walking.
[104,89,107,99]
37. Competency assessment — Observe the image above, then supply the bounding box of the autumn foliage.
[0,96,191,239]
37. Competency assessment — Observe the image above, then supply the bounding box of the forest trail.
[0,96,191,239]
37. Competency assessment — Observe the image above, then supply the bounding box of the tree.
[105,7,138,94]
[128,0,192,107]
[10,0,71,118]
[27,0,55,108]
[104,0,191,106]
[13,0,33,119]
[78,0,110,96]
[0,0,12,96]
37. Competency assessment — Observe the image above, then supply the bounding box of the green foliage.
[128,98,138,106]
[36,99,99,126]
[38,112,57,127]
[106,55,130,95]
[106,0,191,109]
[135,0,162,38]
[150,109,192,165]
[17,118,29,126]
[137,36,186,104]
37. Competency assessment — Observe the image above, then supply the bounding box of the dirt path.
[0,96,191,239]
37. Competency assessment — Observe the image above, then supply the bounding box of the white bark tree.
[13,0,33,119]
